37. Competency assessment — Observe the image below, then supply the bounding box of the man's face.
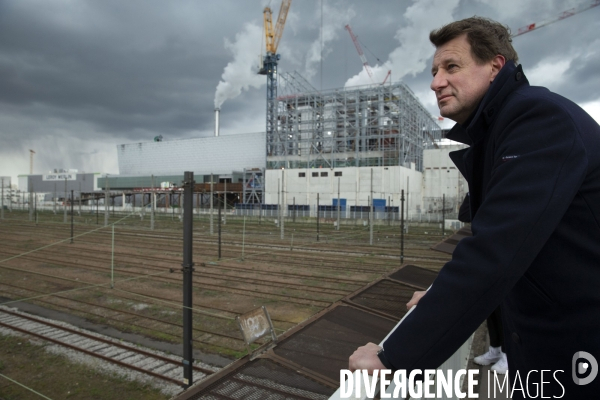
[430,34,501,124]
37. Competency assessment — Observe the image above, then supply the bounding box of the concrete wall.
[422,145,468,213]
[265,165,422,214]
[117,132,266,176]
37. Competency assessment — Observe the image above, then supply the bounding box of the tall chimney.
[214,108,220,137]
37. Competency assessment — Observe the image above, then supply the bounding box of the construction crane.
[512,0,600,37]
[259,0,291,156]
[345,24,374,83]
[345,24,392,85]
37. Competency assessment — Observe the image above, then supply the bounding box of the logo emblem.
[572,351,598,385]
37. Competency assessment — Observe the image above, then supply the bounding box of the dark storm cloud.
[0,1,271,138]
[1,0,599,182]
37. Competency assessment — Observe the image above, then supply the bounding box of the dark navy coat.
[383,62,600,398]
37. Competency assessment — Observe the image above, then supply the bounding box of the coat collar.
[445,62,529,146]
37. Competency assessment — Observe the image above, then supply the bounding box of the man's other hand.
[349,342,385,374]
[407,290,427,309]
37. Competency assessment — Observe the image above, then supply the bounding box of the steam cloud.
[344,0,460,87]
[214,23,265,109]
[304,2,356,81]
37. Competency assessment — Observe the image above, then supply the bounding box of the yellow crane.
[263,0,292,56]
[260,0,291,161]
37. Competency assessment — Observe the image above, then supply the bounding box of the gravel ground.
[0,305,218,398]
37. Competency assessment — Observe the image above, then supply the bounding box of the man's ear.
[490,55,506,81]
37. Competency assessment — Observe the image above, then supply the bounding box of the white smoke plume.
[214,22,265,109]
[344,0,460,87]
[304,1,356,81]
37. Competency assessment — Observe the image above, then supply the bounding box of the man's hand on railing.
[348,342,385,374]
[407,290,427,309]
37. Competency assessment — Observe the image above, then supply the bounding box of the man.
[349,17,600,398]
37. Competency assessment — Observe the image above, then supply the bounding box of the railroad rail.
[0,306,215,386]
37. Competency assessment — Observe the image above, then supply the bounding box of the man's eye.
[448,64,457,70]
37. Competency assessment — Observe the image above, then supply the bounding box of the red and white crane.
[345,24,375,83]
[512,0,600,37]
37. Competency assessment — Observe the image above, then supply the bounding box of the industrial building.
[111,71,463,219]
[10,73,464,220]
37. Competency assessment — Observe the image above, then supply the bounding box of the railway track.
[0,305,215,386]
[0,217,451,357]
[0,222,450,267]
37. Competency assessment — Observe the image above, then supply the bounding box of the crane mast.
[260,0,291,160]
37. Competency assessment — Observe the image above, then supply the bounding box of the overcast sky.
[2,0,600,186]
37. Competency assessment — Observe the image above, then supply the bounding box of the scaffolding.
[242,168,264,204]
[267,72,441,172]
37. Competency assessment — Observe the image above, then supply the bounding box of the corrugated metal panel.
[187,358,333,400]
[388,264,438,288]
[348,280,417,320]
[272,306,397,382]
[175,264,438,400]
[431,226,472,254]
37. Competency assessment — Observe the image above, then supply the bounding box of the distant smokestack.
[214,108,220,137]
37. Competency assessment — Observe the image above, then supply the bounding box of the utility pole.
[28,177,33,222]
[218,199,222,260]
[104,176,109,227]
[181,171,195,388]
[64,177,67,223]
[78,181,82,216]
[210,174,214,235]
[70,190,74,244]
[316,193,320,242]
[406,176,410,225]
[1,177,4,220]
[151,175,155,230]
[401,189,405,263]
[442,193,446,236]
[337,177,341,231]
[280,170,284,239]
[370,168,373,246]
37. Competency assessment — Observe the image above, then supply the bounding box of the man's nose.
[430,71,447,92]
